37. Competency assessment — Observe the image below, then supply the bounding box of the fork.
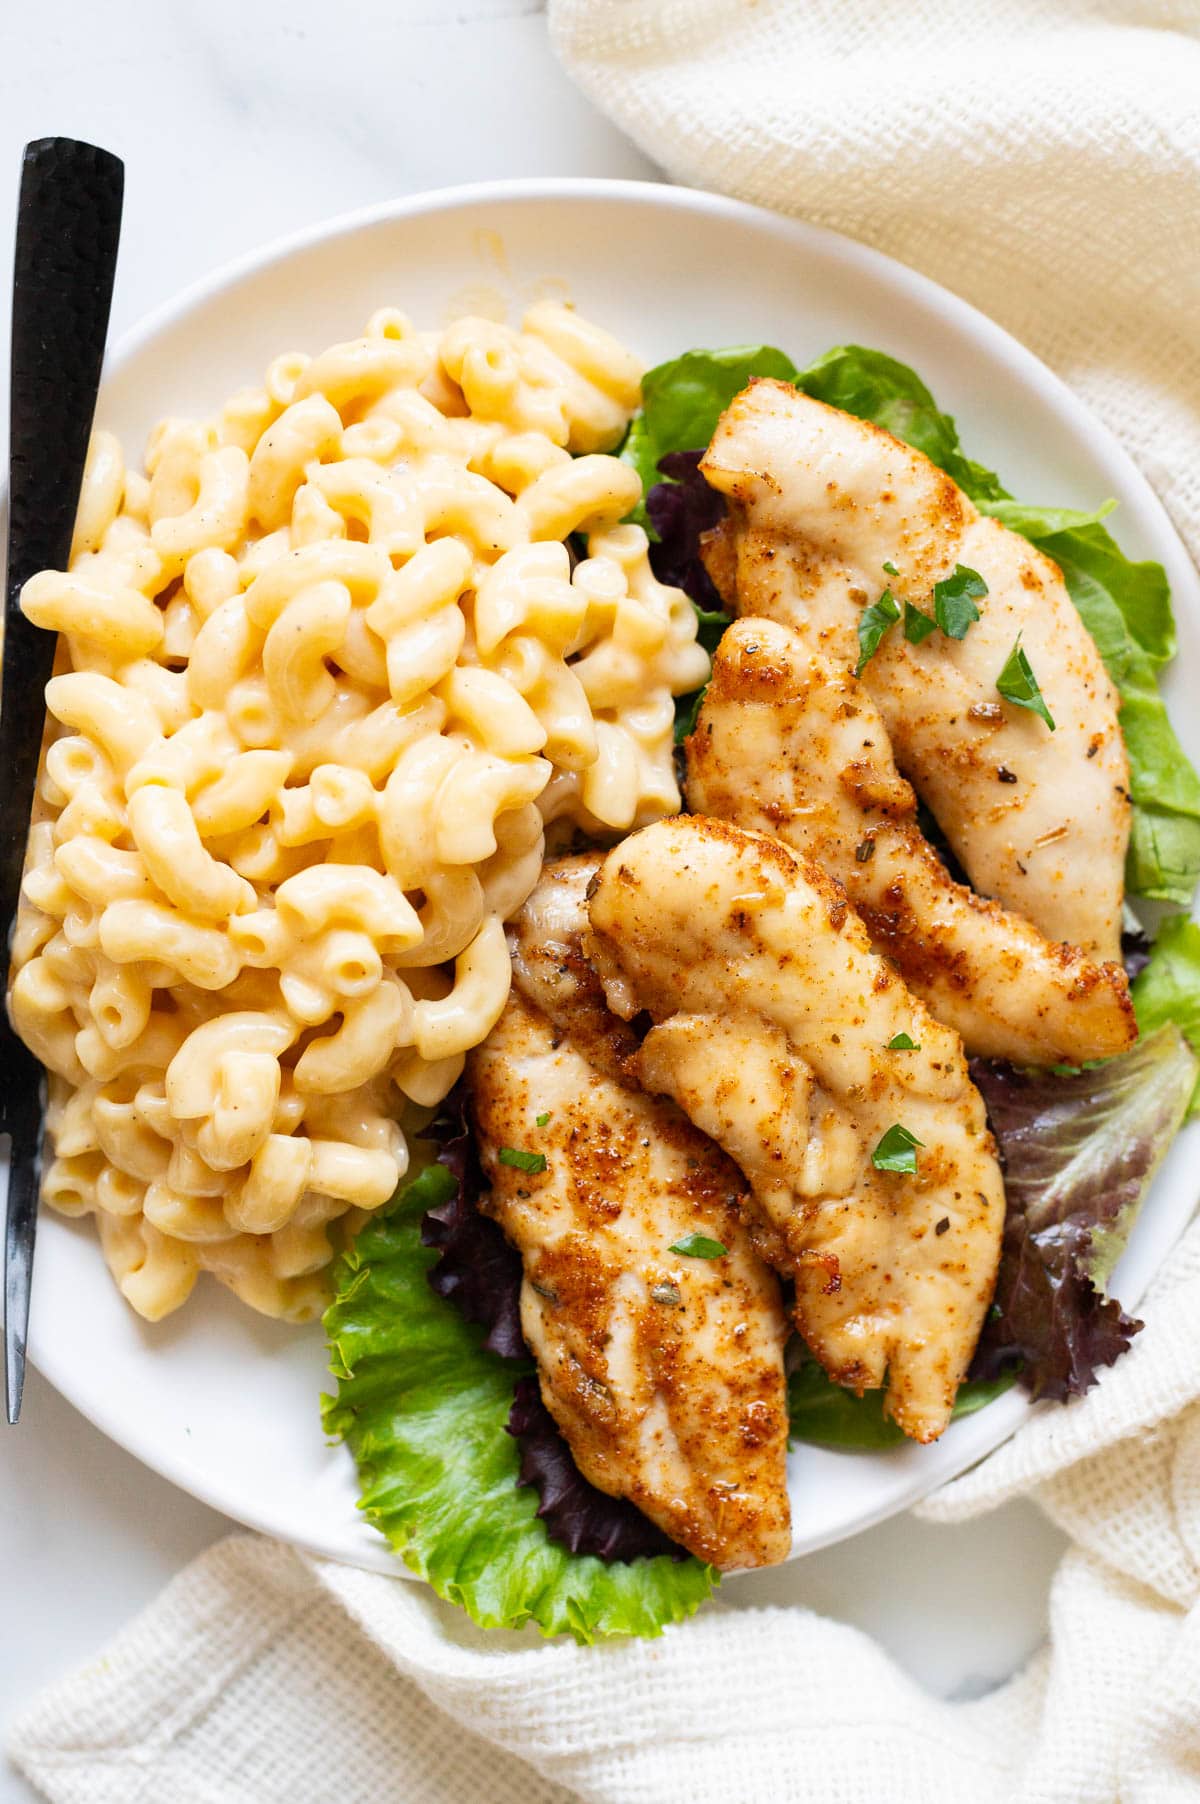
[2,138,123,1423]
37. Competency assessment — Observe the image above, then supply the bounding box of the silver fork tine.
[4,1082,42,1423]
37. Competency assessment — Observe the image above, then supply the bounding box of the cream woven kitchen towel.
[9,1218,1200,1804]
[12,3,1200,1798]
[551,0,1200,566]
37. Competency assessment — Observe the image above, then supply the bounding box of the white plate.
[23,177,1200,1574]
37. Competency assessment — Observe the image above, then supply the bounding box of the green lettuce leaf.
[1127,812,1200,907]
[982,499,1117,538]
[796,343,1006,505]
[625,337,1200,906]
[1034,520,1176,668]
[1035,524,1200,903]
[1134,918,1200,1116]
[621,344,799,528]
[322,1160,716,1642]
[788,1356,1012,1451]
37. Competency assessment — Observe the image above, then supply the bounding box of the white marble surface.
[0,2,1067,1797]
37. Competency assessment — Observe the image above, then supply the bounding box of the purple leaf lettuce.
[969,1026,1195,1399]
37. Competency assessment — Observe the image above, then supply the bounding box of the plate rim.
[22,173,1200,1574]
[98,173,1200,591]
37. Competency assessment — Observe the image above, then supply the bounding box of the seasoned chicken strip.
[688,618,1136,1066]
[700,379,1130,960]
[586,817,1006,1443]
[468,857,791,1571]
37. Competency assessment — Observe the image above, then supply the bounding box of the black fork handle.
[3,139,123,1423]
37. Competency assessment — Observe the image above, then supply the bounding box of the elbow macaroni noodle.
[8,301,708,1323]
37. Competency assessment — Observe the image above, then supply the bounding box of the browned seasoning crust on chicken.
[687,617,1136,1066]
[699,379,1131,962]
[586,816,1006,1444]
[467,856,792,1571]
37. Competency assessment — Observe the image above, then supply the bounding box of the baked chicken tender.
[468,857,792,1570]
[586,817,1006,1444]
[688,618,1136,1066]
[700,380,1130,961]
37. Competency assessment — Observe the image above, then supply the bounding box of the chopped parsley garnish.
[855,588,900,674]
[996,635,1055,730]
[870,1124,924,1175]
[860,569,984,667]
[668,1233,728,1259]
[903,601,937,645]
[535,1112,551,1127]
[498,1147,548,1175]
[886,1032,920,1051]
[932,564,988,639]
[882,560,899,577]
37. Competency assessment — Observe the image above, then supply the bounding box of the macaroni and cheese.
[8,302,708,1323]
